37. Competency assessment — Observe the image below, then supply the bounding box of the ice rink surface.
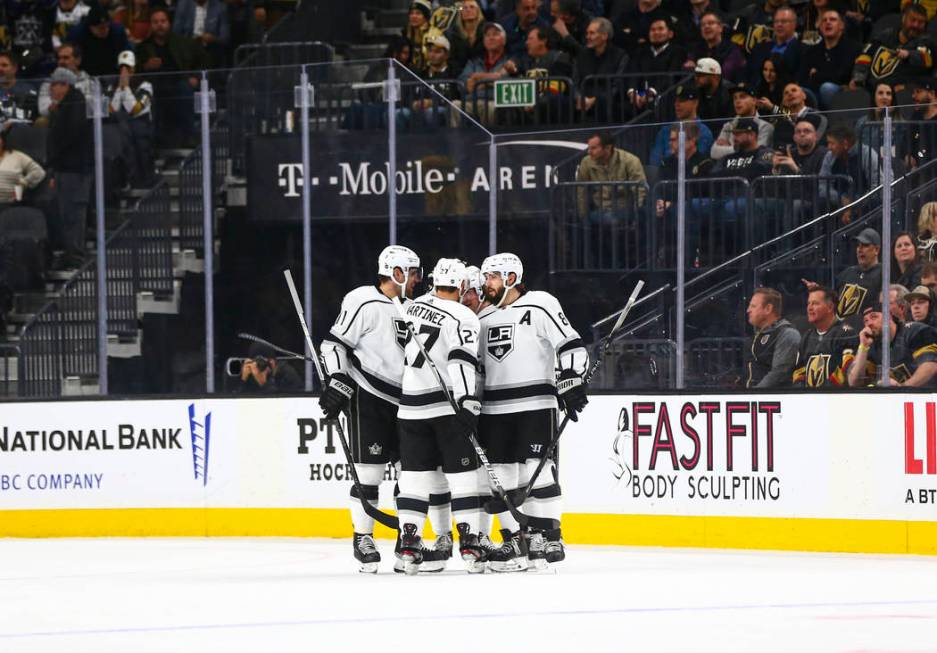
[1,537,936,653]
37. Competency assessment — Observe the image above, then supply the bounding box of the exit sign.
[494,79,536,108]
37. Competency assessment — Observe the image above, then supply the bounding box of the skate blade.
[488,560,528,573]
[420,561,446,573]
[404,561,420,576]
[358,562,379,574]
[462,554,486,574]
[528,558,548,571]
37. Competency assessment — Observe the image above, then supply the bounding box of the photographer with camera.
[232,341,302,394]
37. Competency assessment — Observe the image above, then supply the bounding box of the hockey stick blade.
[236,332,312,362]
[485,280,646,515]
[282,269,399,531]
[391,296,529,529]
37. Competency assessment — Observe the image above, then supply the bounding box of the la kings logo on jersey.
[393,319,409,349]
[487,325,514,362]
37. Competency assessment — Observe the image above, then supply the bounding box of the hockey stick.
[498,279,645,512]
[283,269,400,531]
[391,296,530,529]
[237,332,313,362]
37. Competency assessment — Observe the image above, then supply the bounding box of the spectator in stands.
[798,8,861,108]
[771,114,827,175]
[847,301,937,387]
[854,82,901,153]
[755,54,794,111]
[236,341,302,394]
[0,52,37,127]
[550,0,592,58]
[575,130,647,222]
[403,0,432,73]
[851,3,933,92]
[173,0,231,68]
[500,0,549,59]
[7,0,54,75]
[804,227,882,326]
[765,82,826,148]
[744,286,801,388]
[693,57,733,123]
[662,122,715,180]
[792,286,858,388]
[624,13,686,112]
[52,0,91,51]
[106,50,154,188]
[711,83,774,160]
[138,7,209,147]
[908,78,937,168]
[612,0,677,57]
[747,7,803,87]
[502,24,574,122]
[124,0,152,46]
[399,35,460,129]
[69,3,130,76]
[37,42,91,119]
[0,127,44,205]
[917,202,937,262]
[906,285,937,325]
[456,21,510,125]
[705,118,774,227]
[820,124,881,209]
[730,0,784,56]
[46,67,91,269]
[649,83,714,166]
[573,17,627,119]
[888,283,910,321]
[447,0,485,73]
[893,231,925,289]
[685,11,746,84]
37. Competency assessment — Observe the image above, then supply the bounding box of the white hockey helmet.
[481,252,523,286]
[377,245,421,278]
[464,264,483,296]
[430,258,467,293]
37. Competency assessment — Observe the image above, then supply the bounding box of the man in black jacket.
[573,17,627,121]
[47,66,92,269]
[624,13,686,112]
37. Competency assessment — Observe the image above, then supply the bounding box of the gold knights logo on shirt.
[870,46,901,79]
[837,284,868,317]
[806,354,831,387]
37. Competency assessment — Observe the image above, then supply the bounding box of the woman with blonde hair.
[448,0,485,75]
[917,201,937,262]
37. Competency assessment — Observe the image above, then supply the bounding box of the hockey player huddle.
[319,246,589,574]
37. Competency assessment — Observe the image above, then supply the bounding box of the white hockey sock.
[427,469,452,537]
[447,469,481,534]
[524,458,562,530]
[491,463,520,534]
[396,470,435,540]
[349,463,386,534]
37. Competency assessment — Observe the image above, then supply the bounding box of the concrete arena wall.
[1,394,935,555]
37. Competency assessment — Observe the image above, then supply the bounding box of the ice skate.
[353,532,380,574]
[487,528,528,573]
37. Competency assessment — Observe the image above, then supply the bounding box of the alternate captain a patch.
[487,324,515,362]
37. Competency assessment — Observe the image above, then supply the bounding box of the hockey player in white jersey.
[319,245,421,573]
[478,252,589,571]
[395,258,486,575]
[462,265,492,316]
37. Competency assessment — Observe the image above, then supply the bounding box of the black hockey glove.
[454,395,481,439]
[557,369,588,421]
[319,372,355,420]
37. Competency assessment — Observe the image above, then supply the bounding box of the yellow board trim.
[2,509,936,556]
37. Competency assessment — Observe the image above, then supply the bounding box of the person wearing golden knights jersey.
[792,286,858,388]
[803,227,883,329]
[319,246,422,573]
[847,302,937,387]
[477,253,589,571]
[745,287,801,388]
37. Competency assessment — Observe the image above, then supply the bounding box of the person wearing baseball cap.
[692,56,733,122]
[906,285,937,325]
[455,19,511,124]
[71,3,131,76]
[709,116,775,180]
[848,297,937,388]
[711,81,774,159]
[649,83,714,166]
[104,50,155,188]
